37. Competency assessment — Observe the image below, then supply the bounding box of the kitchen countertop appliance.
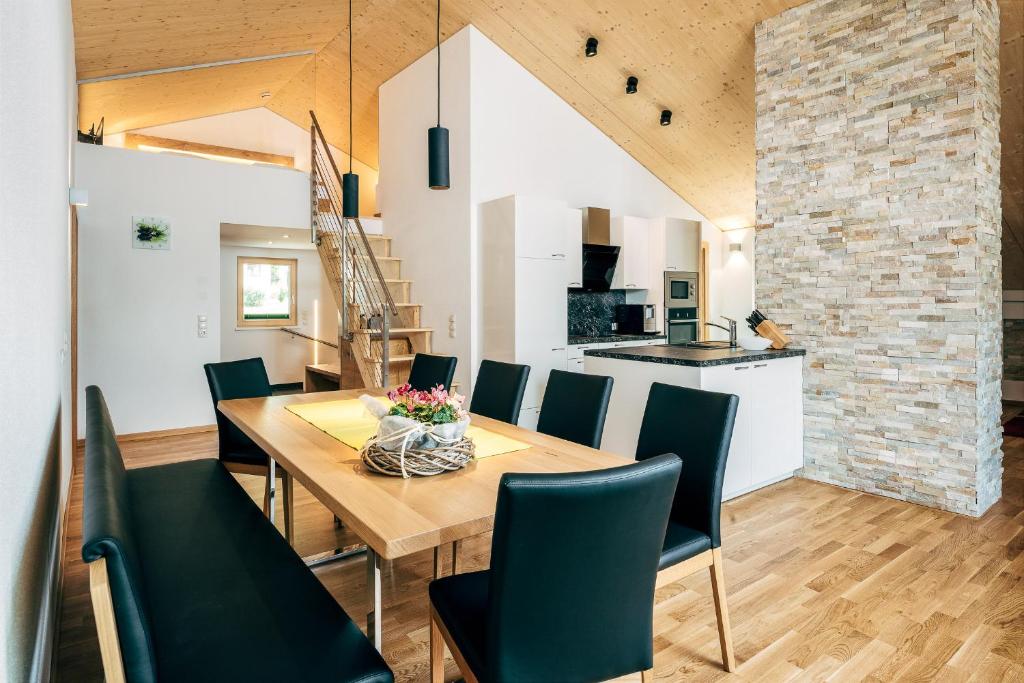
[615,304,658,335]
[664,271,698,310]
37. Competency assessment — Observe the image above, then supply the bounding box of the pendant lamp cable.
[348,0,353,174]
[436,0,441,127]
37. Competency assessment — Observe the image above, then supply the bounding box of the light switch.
[448,314,456,339]
[197,315,208,338]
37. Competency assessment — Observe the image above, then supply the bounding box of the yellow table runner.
[285,397,531,459]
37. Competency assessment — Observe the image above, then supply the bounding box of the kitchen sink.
[678,340,736,349]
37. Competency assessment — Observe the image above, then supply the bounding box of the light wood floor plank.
[55,428,1024,681]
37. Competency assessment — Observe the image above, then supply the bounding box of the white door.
[614,217,651,290]
[748,358,803,483]
[515,197,568,260]
[566,209,583,287]
[664,219,700,272]
[701,363,752,498]
[518,406,540,431]
[516,257,568,408]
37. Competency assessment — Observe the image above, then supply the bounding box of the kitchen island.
[585,344,805,500]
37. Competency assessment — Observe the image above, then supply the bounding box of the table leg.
[433,546,442,580]
[451,540,460,575]
[366,547,382,650]
[267,457,277,525]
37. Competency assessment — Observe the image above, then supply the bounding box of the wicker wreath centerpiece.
[358,384,474,478]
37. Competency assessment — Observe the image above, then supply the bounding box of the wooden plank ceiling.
[74,0,1021,234]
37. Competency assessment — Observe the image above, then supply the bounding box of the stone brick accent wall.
[755,0,1002,515]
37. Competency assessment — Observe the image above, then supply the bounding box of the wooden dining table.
[218,388,631,651]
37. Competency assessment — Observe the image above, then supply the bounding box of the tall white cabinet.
[480,195,575,428]
[610,216,652,290]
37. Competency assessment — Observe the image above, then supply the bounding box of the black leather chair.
[81,385,393,683]
[428,454,682,683]
[407,353,457,392]
[536,369,613,448]
[635,382,739,672]
[469,360,530,424]
[204,357,294,543]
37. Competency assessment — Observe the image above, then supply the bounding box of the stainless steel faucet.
[704,316,738,347]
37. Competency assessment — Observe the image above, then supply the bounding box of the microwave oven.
[664,271,698,310]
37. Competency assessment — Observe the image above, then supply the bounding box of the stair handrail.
[310,110,397,387]
[278,328,339,349]
[309,110,398,318]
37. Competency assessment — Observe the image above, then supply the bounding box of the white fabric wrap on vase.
[358,394,471,478]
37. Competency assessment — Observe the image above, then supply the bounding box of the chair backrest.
[203,357,272,460]
[485,455,682,682]
[406,353,457,392]
[81,386,158,683]
[536,369,613,448]
[635,382,738,547]
[470,360,530,424]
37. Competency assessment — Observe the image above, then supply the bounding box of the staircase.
[309,111,434,389]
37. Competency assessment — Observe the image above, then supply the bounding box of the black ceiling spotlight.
[660,109,672,126]
[626,76,638,94]
[585,36,598,57]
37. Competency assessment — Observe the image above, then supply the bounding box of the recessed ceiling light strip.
[76,50,316,85]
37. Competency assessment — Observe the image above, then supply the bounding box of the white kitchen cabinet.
[663,219,701,272]
[748,357,804,480]
[566,208,583,287]
[518,407,541,431]
[518,257,568,354]
[701,363,754,499]
[515,196,568,260]
[585,352,803,500]
[610,216,652,290]
[480,195,570,416]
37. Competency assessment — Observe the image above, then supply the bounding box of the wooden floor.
[56,411,1024,682]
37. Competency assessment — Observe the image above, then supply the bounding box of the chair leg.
[641,669,654,683]
[262,473,272,518]
[282,471,294,545]
[430,610,445,683]
[709,547,736,672]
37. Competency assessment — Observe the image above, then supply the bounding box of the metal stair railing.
[309,110,399,388]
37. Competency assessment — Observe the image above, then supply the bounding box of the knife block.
[755,320,789,350]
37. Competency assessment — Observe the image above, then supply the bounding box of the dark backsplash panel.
[567,289,626,336]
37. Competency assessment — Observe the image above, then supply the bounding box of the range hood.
[580,207,619,292]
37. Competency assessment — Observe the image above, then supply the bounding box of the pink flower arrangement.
[386,384,468,425]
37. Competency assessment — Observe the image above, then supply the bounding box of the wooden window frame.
[236,256,298,328]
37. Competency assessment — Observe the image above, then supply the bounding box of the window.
[236,256,297,328]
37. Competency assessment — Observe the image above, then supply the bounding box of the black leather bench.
[81,385,393,683]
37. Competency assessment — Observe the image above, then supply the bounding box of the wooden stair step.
[368,354,416,365]
[352,327,432,336]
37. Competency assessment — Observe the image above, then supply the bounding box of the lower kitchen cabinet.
[701,356,803,498]
[584,353,803,500]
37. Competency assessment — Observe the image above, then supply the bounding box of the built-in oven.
[666,308,699,345]
[664,271,699,310]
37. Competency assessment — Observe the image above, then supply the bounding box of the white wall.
[0,0,76,680]
[76,144,310,434]
[378,25,755,392]
[219,245,339,384]
[105,107,381,215]
[378,29,474,390]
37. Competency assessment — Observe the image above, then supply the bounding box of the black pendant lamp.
[342,0,359,217]
[428,0,450,190]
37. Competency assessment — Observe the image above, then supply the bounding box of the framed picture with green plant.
[132,216,171,250]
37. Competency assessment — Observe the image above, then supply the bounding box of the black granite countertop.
[584,344,805,367]
[568,333,665,345]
